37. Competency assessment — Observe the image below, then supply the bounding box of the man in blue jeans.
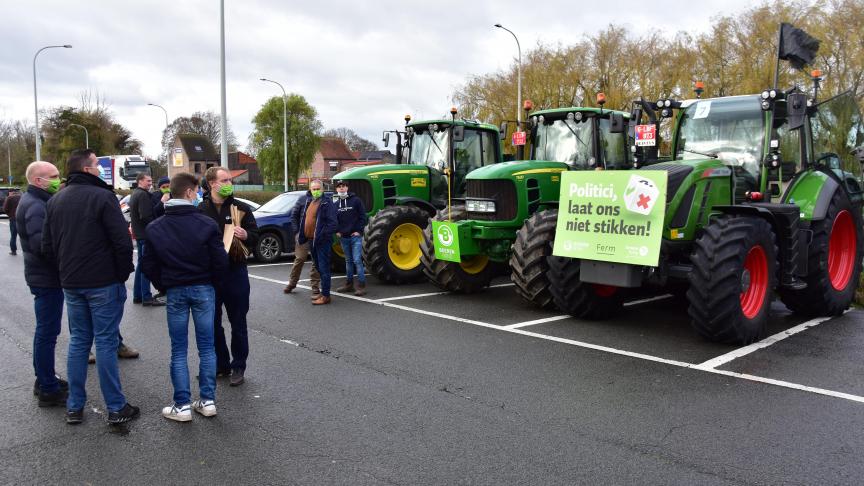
[42,149,138,425]
[17,161,67,407]
[298,179,337,305]
[333,180,368,296]
[129,172,164,307]
[142,172,228,421]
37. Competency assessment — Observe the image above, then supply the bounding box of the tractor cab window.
[452,128,495,195]
[532,114,595,168]
[408,125,449,172]
[598,117,629,169]
[676,96,764,180]
[810,91,864,173]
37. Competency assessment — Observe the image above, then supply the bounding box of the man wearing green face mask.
[17,161,69,407]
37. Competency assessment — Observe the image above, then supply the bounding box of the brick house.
[298,137,357,187]
[228,151,263,185]
[168,134,220,179]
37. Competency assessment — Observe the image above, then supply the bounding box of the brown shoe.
[117,344,140,359]
[335,281,354,293]
[354,282,366,296]
[311,295,331,305]
[283,283,296,294]
[310,289,321,300]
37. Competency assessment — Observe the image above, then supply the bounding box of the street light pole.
[33,44,72,161]
[260,78,288,192]
[219,0,229,168]
[69,123,88,148]
[147,103,169,169]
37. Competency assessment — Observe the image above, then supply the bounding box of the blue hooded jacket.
[334,192,367,236]
[297,191,337,246]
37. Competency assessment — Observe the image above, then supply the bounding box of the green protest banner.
[432,221,461,262]
[552,170,668,266]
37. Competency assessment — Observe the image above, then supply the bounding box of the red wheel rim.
[828,210,857,291]
[593,284,617,298]
[740,245,768,319]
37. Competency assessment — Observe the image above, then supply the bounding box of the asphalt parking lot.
[3,215,864,484]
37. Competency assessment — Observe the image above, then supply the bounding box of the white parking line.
[248,272,864,405]
[250,261,301,268]
[504,315,571,329]
[376,291,449,302]
[694,314,840,370]
[623,294,675,307]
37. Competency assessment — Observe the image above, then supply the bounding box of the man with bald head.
[17,161,67,407]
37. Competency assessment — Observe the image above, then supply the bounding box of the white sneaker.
[192,399,217,417]
[161,403,192,422]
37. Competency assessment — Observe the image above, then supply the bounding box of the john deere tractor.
[332,112,502,283]
[546,78,864,344]
[419,103,631,307]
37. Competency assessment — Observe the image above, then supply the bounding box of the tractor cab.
[528,107,629,170]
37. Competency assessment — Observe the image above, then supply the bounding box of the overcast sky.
[0,0,755,159]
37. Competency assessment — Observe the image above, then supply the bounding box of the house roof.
[319,137,356,160]
[230,169,248,178]
[358,150,393,161]
[177,134,218,161]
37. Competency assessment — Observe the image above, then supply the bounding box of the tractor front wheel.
[547,256,623,319]
[780,192,863,316]
[420,206,495,293]
[362,205,430,284]
[688,216,776,344]
[510,209,558,308]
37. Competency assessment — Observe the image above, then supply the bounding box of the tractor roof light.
[523,99,534,111]
[575,111,584,121]
[428,123,438,132]
[404,114,411,123]
[530,116,538,127]
[566,112,574,121]
[811,68,823,79]
[664,99,672,108]
[761,100,771,111]
[769,89,777,99]
[538,115,545,124]
[694,81,705,98]
[597,92,607,106]
[657,99,665,108]
[761,90,771,100]
[661,108,672,118]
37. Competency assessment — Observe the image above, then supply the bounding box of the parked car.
[251,191,306,263]
[235,197,260,211]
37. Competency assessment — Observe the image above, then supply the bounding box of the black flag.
[778,22,820,69]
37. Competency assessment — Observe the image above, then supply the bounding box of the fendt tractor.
[546,70,864,344]
[332,110,502,283]
[420,98,631,307]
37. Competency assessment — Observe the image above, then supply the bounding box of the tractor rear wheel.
[780,192,863,316]
[330,238,346,273]
[420,206,495,293]
[547,256,624,319]
[510,209,557,308]
[363,205,430,284]
[688,216,776,344]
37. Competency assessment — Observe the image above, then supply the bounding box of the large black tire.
[330,238,346,273]
[688,216,777,344]
[509,209,557,308]
[420,206,496,293]
[547,256,624,319]
[253,231,283,264]
[362,205,430,284]
[780,192,864,316]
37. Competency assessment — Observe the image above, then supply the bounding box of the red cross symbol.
[637,193,651,209]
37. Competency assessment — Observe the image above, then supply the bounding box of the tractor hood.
[333,164,428,181]
[466,160,569,180]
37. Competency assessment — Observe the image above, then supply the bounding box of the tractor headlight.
[761,90,770,100]
[466,199,496,213]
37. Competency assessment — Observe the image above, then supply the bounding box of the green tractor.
[332,111,502,283]
[546,79,864,344]
[419,103,631,307]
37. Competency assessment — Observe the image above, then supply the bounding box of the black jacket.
[289,193,310,236]
[16,186,60,288]
[334,193,367,236]
[152,191,167,219]
[199,195,259,266]
[129,186,155,239]
[42,172,134,288]
[298,192,337,246]
[142,202,228,292]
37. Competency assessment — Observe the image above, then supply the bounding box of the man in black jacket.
[129,172,164,306]
[298,179,337,305]
[284,191,321,296]
[200,167,258,386]
[42,149,139,425]
[17,161,67,407]
[142,172,228,421]
[334,180,368,296]
[4,189,21,255]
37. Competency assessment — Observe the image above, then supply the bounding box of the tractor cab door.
[597,116,630,169]
[808,91,864,204]
[449,128,499,198]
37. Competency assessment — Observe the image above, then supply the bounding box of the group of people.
[283,179,368,304]
[16,149,256,425]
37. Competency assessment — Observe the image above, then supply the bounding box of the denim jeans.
[340,235,365,284]
[30,287,64,393]
[9,218,17,253]
[133,240,153,302]
[311,240,333,296]
[167,284,216,405]
[64,283,128,412]
[215,265,250,371]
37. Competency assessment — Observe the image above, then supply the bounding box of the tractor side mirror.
[452,125,464,143]
[499,121,509,141]
[383,132,390,147]
[609,113,625,133]
[787,93,808,130]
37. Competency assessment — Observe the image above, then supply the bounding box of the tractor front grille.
[466,179,517,221]
[349,179,373,210]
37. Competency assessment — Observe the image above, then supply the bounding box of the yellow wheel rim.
[459,255,489,275]
[387,223,423,270]
[332,240,345,258]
